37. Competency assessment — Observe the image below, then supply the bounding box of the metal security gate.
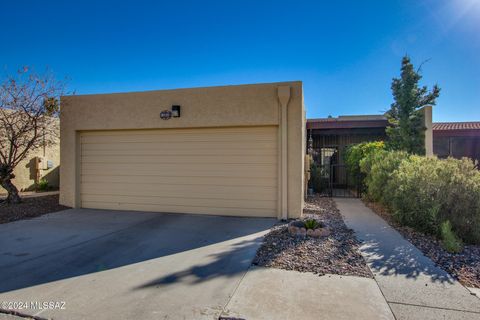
[309,147,360,198]
[328,164,360,197]
[312,164,360,198]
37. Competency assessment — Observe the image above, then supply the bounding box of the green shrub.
[389,156,480,243]
[309,162,329,194]
[440,220,463,253]
[360,149,480,244]
[435,158,480,243]
[360,150,409,205]
[304,219,319,230]
[389,155,444,234]
[344,141,385,190]
[37,178,49,191]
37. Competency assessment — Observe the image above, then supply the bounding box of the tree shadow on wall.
[24,159,59,191]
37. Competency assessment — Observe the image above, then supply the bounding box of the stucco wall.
[286,84,305,218]
[60,81,305,219]
[0,133,60,194]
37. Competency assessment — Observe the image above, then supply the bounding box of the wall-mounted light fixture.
[171,105,181,118]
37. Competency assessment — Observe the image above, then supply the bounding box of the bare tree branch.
[0,67,66,203]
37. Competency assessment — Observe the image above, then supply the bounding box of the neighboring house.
[306,110,479,164]
[306,107,480,196]
[0,120,60,194]
[433,122,480,163]
[307,114,388,167]
[60,82,306,219]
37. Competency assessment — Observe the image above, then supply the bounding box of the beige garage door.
[80,126,278,217]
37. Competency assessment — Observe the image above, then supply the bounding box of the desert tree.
[386,56,440,155]
[0,67,65,203]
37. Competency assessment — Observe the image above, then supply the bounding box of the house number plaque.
[160,110,172,120]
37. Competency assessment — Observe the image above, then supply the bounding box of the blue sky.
[1,0,479,121]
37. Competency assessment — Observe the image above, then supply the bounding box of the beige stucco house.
[60,81,306,219]
[0,123,60,194]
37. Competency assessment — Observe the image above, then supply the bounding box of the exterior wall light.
[172,105,181,117]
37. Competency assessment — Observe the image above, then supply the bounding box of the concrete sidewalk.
[336,198,480,320]
[222,267,394,320]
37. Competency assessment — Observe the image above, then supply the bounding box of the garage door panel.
[80,126,278,217]
[80,183,277,201]
[81,129,276,144]
[81,174,277,187]
[82,140,277,150]
[81,201,277,217]
[81,145,277,156]
[81,164,277,179]
[81,154,276,165]
[81,126,276,137]
[81,194,277,210]
[82,135,276,144]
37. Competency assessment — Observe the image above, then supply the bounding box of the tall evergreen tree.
[386,56,440,155]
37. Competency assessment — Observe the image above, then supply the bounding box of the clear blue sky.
[1,0,479,121]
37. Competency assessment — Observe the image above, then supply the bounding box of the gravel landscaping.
[253,196,372,278]
[364,200,480,289]
[0,194,69,224]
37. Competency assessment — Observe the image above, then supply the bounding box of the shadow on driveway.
[135,238,258,289]
[0,209,275,294]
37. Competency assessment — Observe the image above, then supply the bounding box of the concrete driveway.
[0,209,275,320]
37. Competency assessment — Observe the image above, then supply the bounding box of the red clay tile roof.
[432,122,480,131]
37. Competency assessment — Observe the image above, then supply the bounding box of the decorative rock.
[307,227,331,238]
[297,227,307,238]
[288,220,330,238]
[287,224,299,235]
[318,228,331,237]
[288,221,308,238]
[306,228,317,237]
[289,220,306,228]
[252,196,372,279]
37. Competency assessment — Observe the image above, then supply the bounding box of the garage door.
[80,126,278,217]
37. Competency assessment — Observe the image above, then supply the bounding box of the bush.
[309,162,329,194]
[440,221,463,253]
[37,178,49,191]
[342,141,480,244]
[389,156,446,234]
[344,141,385,190]
[383,155,480,243]
[360,150,409,205]
[435,158,480,243]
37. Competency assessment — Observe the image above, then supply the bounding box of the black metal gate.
[309,147,360,198]
[328,164,361,197]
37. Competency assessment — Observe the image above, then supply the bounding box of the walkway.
[222,267,394,320]
[336,198,480,320]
